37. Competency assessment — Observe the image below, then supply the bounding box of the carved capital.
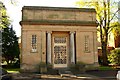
[70,31,75,34]
[46,31,52,34]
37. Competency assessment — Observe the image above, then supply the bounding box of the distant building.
[115,1,120,48]
[107,1,120,48]
[20,6,98,72]
[106,1,120,48]
[107,32,115,48]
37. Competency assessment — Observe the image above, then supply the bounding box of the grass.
[98,66,117,70]
[5,68,20,73]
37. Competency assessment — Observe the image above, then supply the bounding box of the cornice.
[20,20,98,26]
[22,6,96,12]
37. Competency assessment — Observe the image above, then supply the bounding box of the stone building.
[116,1,120,48]
[20,6,98,72]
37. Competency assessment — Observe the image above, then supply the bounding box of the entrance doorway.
[52,32,69,68]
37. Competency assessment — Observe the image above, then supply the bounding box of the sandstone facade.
[20,6,98,72]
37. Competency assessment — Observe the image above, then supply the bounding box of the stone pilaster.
[47,32,52,63]
[70,32,75,64]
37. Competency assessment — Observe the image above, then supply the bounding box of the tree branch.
[109,9,119,22]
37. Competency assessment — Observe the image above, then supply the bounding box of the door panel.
[52,33,69,68]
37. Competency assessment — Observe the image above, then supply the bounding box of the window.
[31,35,37,52]
[84,35,90,53]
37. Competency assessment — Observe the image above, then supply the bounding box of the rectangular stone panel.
[22,6,96,22]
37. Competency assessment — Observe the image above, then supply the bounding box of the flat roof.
[22,6,96,12]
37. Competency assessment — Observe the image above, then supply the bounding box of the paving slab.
[10,70,119,80]
[11,73,105,80]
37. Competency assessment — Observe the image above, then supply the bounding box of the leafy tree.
[108,49,120,65]
[111,22,120,37]
[76,0,120,65]
[0,1,20,66]
[0,1,10,29]
[111,22,120,48]
[2,25,20,64]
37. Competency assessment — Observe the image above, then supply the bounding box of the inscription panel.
[22,7,96,22]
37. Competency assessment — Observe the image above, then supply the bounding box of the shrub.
[108,49,120,65]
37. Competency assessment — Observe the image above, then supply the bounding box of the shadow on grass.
[2,65,20,73]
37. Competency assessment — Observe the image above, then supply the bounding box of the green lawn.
[98,66,117,70]
[5,68,20,73]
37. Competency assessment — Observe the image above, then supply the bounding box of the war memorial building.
[20,6,98,72]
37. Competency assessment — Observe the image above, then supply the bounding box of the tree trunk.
[101,42,108,65]
[100,0,109,66]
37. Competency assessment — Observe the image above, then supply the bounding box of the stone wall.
[20,6,98,72]
[22,6,96,22]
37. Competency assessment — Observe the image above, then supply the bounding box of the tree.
[108,49,120,65]
[76,0,120,65]
[0,1,10,29]
[2,25,20,64]
[0,1,20,66]
[111,22,120,37]
[111,22,120,48]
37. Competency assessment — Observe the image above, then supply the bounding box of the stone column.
[70,32,75,64]
[47,32,52,63]
[93,32,98,65]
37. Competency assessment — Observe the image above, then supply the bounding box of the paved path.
[10,70,119,80]
[11,73,105,80]
[86,70,118,80]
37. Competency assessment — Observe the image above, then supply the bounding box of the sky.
[1,0,79,37]
[1,0,119,37]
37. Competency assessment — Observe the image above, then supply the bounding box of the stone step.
[59,69,76,78]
